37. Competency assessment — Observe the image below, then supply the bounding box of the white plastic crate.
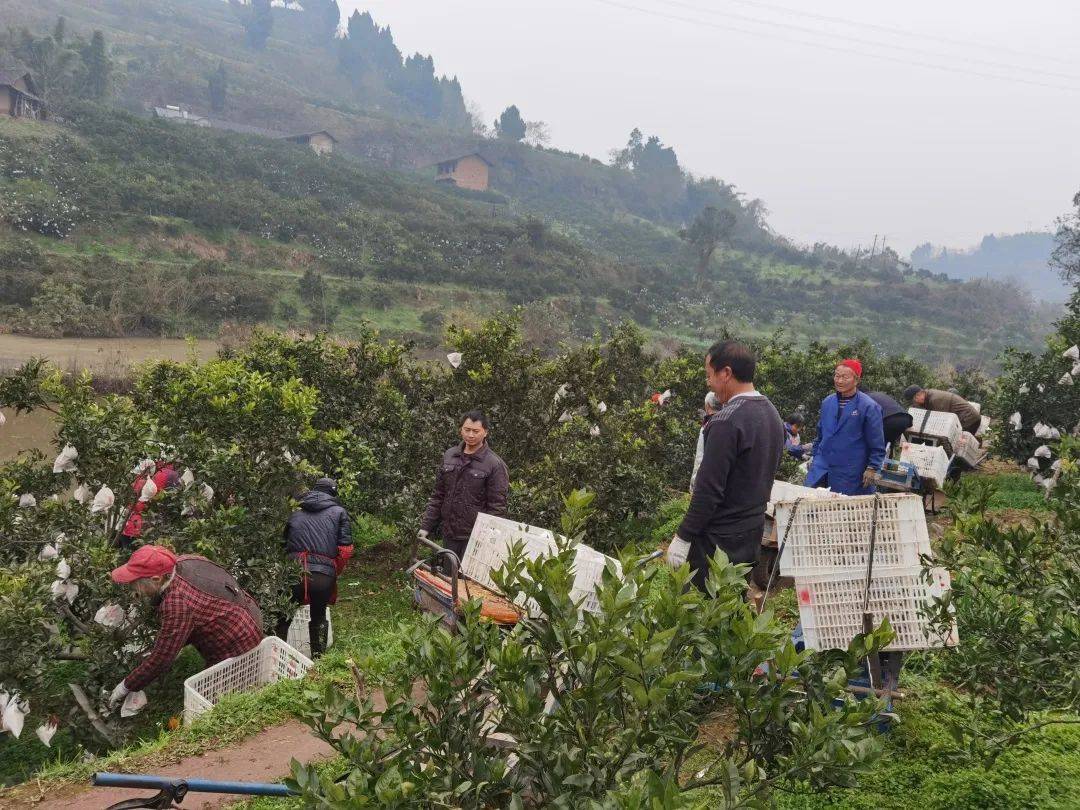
[461,513,621,614]
[899,442,951,487]
[906,407,962,452]
[967,401,982,416]
[776,494,931,577]
[953,432,984,468]
[795,567,958,651]
[183,637,311,725]
[767,480,846,516]
[286,605,334,659]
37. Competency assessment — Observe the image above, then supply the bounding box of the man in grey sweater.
[676,340,785,592]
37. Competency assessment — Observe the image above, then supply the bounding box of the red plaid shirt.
[124,574,263,691]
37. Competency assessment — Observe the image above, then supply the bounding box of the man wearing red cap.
[806,359,886,495]
[108,546,263,707]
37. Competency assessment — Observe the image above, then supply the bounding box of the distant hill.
[0,0,1058,362]
[911,232,1068,303]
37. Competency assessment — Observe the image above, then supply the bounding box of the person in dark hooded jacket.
[276,477,353,656]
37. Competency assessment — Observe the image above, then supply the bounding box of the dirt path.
[6,682,412,810]
[7,720,331,809]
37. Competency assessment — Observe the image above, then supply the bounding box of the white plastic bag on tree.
[1034,422,1053,439]
[1,693,27,738]
[91,485,115,513]
[38,543,58,561]
[1008,412,1022,430]
[35,720,57,747]
[200,483,214,502]
[73,483,91,504]
[131,458,155,476]
[181,468,195,488]
[1064,345,1079,361]
[52,444,78,474]
[18,493,36,508]
[121,690,147,718]
[554,383,570,403]
[1034,445,1053,459]
[94,603,126,628]
[589,424,601,437]
[139,478,158,502]
[50,579,78,604]
[55,559,71,580]
[1058,373,1074,387]
[1026,457,1040,471]
[446,352,463,368]
[558,410,572,423]
[1019,383,1029,394]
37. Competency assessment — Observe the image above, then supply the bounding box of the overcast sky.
[340,1,1079,255]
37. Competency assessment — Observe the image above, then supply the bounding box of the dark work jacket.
[677,394,785,563]
[284,491,353,577]
[421,442,510,545]
[868,392,906,420]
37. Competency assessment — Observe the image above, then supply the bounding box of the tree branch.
[68,682,117,747]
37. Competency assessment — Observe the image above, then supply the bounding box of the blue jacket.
[806,390,886,495]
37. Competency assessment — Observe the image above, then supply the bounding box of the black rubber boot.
[309,620,328,658]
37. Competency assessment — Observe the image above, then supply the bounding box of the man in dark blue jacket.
[806,360,886,495]
[277,477,353,657]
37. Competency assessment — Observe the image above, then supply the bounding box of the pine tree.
[243,0,274,50]
[495,105,527,141]
[79,31,111,100]
[208,61,227,112]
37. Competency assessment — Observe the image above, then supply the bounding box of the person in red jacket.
[121,462,181,547]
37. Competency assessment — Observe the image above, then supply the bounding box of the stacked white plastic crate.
[899,441,951,487]
[906,407,962,453]
[773,493,958,651]
[461,513,621,615]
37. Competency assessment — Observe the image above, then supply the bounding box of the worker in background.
[867,391,913,455]
[419,410,510,562]
[903,386,981,435]
[278,477,353,657]
[674,340,784,592]
[690,391,722,491]
[108,545,263,707]
[121,461,181,548]
[806,360,886,495]
[783,412,811,459]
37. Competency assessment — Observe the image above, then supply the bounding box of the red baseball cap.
[111,545,177,584]
[838,358,863,378]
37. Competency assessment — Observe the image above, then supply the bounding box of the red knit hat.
[111,545,177,584]
[838,358,863,378]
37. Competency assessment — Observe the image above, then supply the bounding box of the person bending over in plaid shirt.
[108,545,263,707]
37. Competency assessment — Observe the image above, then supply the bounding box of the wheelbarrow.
[408,535,524,630]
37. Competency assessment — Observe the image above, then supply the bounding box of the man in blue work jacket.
[806,359,886,495]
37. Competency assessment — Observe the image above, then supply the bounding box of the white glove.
[109,680,130,707]
[665,536,690,568]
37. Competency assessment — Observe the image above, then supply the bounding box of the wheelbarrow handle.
[409,539,461,604]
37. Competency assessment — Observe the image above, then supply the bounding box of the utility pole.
[868,234,879,263]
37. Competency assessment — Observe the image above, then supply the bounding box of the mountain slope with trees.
[0,0,1056,362]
